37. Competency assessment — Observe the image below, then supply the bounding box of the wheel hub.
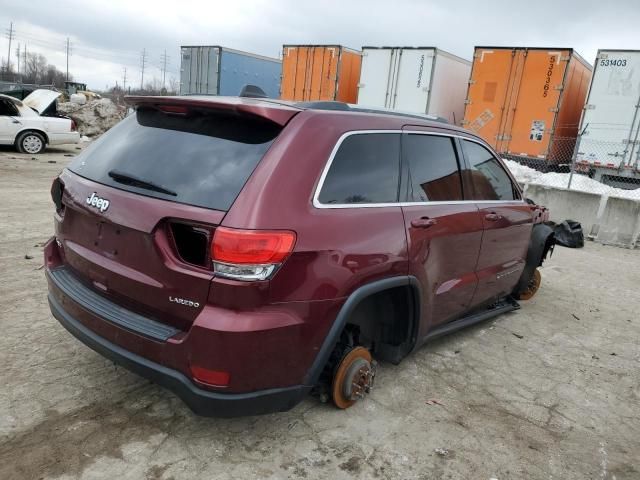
[23,135,43,154]
[331,346,376,409]
[342,357,376,400]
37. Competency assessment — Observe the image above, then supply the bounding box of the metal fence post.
[567,123,589,190]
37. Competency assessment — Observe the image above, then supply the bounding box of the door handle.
[411,217,437,228]
[485,212,502,222]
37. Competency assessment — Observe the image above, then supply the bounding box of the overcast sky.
[0,0,638,90]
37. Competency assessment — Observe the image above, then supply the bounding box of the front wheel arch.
[513,223,555,299]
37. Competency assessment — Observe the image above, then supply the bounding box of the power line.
[15,30,139,58]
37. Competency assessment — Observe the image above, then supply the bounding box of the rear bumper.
[48,132,81,145]
[48,292,311,417]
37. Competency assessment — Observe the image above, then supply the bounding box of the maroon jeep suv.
[45,95,554,416]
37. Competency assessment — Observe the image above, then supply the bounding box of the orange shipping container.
[280,45,361,102]
[463,47,592,166]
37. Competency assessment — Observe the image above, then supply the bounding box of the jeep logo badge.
[86,192,110,212]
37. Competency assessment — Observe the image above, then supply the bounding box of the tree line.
[1,52,71,88]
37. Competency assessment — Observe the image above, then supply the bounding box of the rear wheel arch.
[15,129,49,154]
[305,276,421,386]
[17,128,50,144]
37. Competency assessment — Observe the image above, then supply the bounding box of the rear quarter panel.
[223,111,410,303]
[19,116,72,137]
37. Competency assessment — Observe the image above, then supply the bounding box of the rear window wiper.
[108,169,177,196]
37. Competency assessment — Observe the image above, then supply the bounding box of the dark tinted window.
[318,133,400,204]
[461,140,517,200]
[68,108,281,211]
[402,134,462,202]
[0,99,18,116]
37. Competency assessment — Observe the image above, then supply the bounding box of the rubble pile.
[57,98,125,137]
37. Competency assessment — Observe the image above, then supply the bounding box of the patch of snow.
[503,159,640,201]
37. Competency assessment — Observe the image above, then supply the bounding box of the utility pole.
[23,44,27,77]
[122,67,127,91]
[140,48,147,90]
[15,43,20,74]
[5,21,15,73]
[65,37,72,81]
[160,49,169,90]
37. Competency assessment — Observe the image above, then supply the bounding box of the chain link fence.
[499,133,640,200]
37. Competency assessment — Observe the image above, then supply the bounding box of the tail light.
[70,119,77,132]
[211,227,296,281]
[190,365,230,387]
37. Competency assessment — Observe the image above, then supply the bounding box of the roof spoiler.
[124,95,300,126]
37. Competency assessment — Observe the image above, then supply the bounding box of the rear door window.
[461,140,518,201]
[318,133,401,205]
[401,134,463,202]
[68,108,281,211]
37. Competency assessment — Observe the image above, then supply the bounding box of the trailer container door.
[580,51,640,169]
[320,47,339,101]
[357,49,394,106]
[281,46,308,100]
[393,49,434,113]
[335,49,361,103]
[506,50,569,158]
[464,49,520,150]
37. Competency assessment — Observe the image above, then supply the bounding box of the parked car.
[0,89,80,154]
[45,95,554,417]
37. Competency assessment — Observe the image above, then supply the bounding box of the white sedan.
[0,89,80,154]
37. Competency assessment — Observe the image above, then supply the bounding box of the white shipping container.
[577,50,640,182]
[356,47,471,124]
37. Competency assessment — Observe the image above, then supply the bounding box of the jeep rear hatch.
[69,97,299,211]
[56,98,298,331]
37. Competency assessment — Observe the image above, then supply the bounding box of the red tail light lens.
[190,365,230,387]
[70,120,77,131]
[211,227,296,264]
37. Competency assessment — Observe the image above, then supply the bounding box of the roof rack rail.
[295,101,350,111]
[295,101,448,124]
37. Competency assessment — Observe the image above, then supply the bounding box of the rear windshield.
[68,107,281,211]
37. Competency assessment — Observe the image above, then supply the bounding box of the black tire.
[16,131,46,154]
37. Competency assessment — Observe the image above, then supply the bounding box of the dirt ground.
[0,145,639,480]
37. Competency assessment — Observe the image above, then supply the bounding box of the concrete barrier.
[523,184,604,236]
[522,183,639,249]
[596,196,640,248]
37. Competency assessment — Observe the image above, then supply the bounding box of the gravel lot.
[1,145,639,480]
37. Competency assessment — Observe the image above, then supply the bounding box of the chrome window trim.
[312,129,525,209]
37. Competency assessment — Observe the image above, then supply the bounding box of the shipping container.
[280,45,361,102]
[574,50,640,187]
[179,46,281,97]
[357,47,471,124]
[463,47,592,167]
